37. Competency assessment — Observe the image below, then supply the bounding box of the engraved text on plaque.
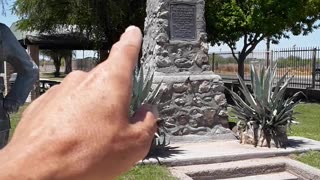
[170,3,196,40]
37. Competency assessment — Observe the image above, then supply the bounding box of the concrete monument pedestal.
[142,0,230,137]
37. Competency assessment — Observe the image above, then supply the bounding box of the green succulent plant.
[130,66,169,157]
[130,67,162,115]
[228,64,303,148]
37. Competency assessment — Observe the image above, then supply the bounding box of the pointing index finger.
[87,26,143,118]
[104,26,142,75]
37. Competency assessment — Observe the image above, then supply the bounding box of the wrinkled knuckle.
[111,42,121,52]
[111,71,130,82]
[55,134,81,154]
[62,71,87,84]
[45,85,60,94]
[21,109,30,118]
[136,130,154,144]
[69,70,87,78]
[111,42,139,55]
[122,44,139,54]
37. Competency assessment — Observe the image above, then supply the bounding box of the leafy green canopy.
[13,0,146,50]
[1,0,7,15]
[206,0,320,77]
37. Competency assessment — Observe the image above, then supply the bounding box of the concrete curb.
[169,157,320,179]
[141,137,320,167]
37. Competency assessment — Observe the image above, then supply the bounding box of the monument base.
[142,0,230,138]
[170,134,237,144]
[153,71,229,136]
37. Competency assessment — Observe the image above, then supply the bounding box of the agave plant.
[130,67,162,115]
[228,64,303,148]
[130,66,169,157]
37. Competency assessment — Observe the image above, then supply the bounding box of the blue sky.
[1,0,320,54]
[1,0,18,26]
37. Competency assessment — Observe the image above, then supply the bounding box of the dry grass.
[278,67,312,76]
[215,64,251,76]
[215,64,313,77]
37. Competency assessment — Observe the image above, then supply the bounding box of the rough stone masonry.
[142,0,230,137]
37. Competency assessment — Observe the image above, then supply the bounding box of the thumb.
[128,105,158,161]
[130,104,158,136]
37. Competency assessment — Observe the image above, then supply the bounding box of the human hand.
[0,26,157,180]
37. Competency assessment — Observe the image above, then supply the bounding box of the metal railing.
[212,47,320,89]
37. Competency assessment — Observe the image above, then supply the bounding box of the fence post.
[270,50,274,67]
[312,48,317,88]
[212,53,215,72]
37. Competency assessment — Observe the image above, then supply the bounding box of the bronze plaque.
[170,3,196,40]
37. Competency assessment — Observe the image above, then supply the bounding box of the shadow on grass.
[287,138,311,148]
[143,146,184,165]
[147,146,184,158]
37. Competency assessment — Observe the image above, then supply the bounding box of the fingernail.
[120,26,142,44]
[125,25,138,32]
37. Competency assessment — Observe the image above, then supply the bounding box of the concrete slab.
[170,157,287,177]
[220,172,298,180]
[142,136,320,166]
[169,157,320,180]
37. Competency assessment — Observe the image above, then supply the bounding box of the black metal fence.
[211,47,320,89]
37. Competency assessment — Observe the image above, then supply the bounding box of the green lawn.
[289,103,320,141]
[294,151,320,169]
[118,165,176,180]
[9,103,29,139]
[290,103,320,169]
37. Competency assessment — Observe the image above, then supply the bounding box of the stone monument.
[142,0,231,139]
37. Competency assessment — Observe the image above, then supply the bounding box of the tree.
[64,52,74,75]
[206,0,320,78]
[13,0,146,62]
[0,0,6,15]
[41,50,74,77]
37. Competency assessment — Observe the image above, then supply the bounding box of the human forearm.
[0,144,50,180]
[0,26,156,180]
[0,137,94,180]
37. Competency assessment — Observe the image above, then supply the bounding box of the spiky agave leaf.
[131,67,163,115]
[229,63,303,148]
[130,66,170,158]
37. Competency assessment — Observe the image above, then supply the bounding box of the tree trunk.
[99,50,109,63]
[54,57,61,77]
[238,58,245,79]
[266,37,271,67]
[64,55,72,74]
